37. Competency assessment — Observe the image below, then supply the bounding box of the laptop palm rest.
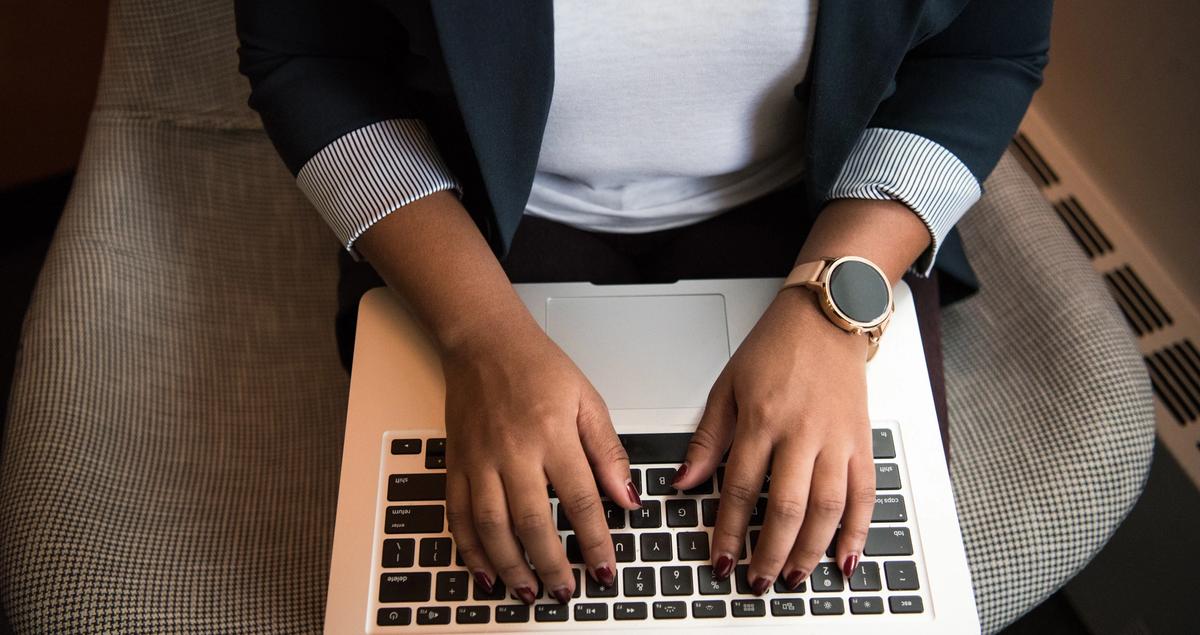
[545,294,730,412]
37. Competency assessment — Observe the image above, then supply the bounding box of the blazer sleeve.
[827,0,1053,274]
[235,0,460,252]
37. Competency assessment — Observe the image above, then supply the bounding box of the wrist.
[772,286,871,356]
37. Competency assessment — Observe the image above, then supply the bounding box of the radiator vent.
[1145,340,1200,426]
[1010,132,1060,187]
[1105,265,1174,336]
[1055,196,1114,259]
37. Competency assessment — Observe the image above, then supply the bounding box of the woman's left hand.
[670,285,877,594]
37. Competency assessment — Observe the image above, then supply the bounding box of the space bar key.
[619,433,693,464]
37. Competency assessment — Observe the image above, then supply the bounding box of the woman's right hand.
[442,321,641,605]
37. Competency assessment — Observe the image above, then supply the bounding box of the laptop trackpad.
[545,294,730,410]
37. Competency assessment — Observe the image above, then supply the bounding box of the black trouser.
[335,183,950,457]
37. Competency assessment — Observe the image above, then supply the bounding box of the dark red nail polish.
[714,554,734,580]
[625,481,642,507]
[785,570,807,591]
[842,554,859,579]
[595,564,615,587]
[751,576,771,596]
[473,571,493,593]
[671,462,689,486]
[515,586,536,605]
[551,586,571,605]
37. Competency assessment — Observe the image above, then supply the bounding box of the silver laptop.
[325,278,979,633]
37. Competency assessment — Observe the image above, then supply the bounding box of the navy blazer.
[236,0,1052,301]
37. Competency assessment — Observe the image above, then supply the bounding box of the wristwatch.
[781,256,894,361]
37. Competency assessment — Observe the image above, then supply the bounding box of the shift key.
[388,474,447,501]
[385,505,445,534]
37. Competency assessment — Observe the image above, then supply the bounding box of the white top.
[524,0,819,233]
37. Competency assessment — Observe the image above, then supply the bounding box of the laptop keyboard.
[371,425,927,629]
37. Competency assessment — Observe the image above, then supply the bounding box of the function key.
[652,601,687,619]
[849,561,882,591]
[770,598,806,617]
[885,561,920,591]
[381,538,415,568]
[379,572,431,603]
[865,526,913,556]
[810,597,845,615]
[875,463,902,490]
[871,429,896,459]
[692,600,726,618]
[850,596,885,614]
[384,505,444,534]
[455,605,489,624]
[646,468,676,495]
[575,603,609,621]
[889,595,925,614]
[495,605,529,623]
[390,438,421,455]
[387,473,446,502]
[377,607,411,626]
[415,606,450,625]
[810,562,844,592]
[535,604,569,622]
[731,599,766,617]
[614,601,648,620]
[872,494,907,522]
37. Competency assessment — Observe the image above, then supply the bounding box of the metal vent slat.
[1053,196,1113,259]
[1057,199,1102,258]
[1147,340,1200,425]
[1121,266,1173,326]
[1103,265,1172,337]
[1010,133,1059,187]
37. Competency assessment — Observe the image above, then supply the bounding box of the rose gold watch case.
[784,256,895,360]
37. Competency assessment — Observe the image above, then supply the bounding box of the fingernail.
[550,585,571,605]
[713,554,734,580]
[515,585,536,605]
[785,570,807,591]
[593,564,615,587]
[842,553,859,578]
[751,576,772,596]
[625,479,642,507]
[671,462,689,486]
[473,570,493,593]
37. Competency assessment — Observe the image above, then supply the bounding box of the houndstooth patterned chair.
[0,1,1156,633]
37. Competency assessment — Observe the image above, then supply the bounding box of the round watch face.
[826,258,890,326]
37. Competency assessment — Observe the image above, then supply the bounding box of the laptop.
[324,278,979,633]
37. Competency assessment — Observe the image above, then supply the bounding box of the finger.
[501,466,575,603]
[748,438,817,591]
[446,470,498,596]
[710,424,771,588]
[469,471,539,604]
[577,386,640,509]
[673,372,735,490]
[784,451,848,588]
[835,448,876,579]
[546,443,618,592]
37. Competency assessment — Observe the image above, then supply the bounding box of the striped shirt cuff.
[827,128,981,276]
[296,119,460,255]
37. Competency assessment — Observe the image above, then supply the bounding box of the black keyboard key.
[770,598,805,616]
[495,605,529,623]
[536,604,570,622]
[810,562,844,592]
[676,531,710,561]
[565,534,585,564]
[692,600,726,618]
[614,601,648,620]
[640,533,672,561]
[872,429,896,458]
[734,565,753,594]
[875,463,901,490]
[660,566,694,595]
[388,473,446,502]
[851,596,885,614]
[426,437,446,456]
[455,605,489,624]
[748,497,767,526]
[425,454,446,469]
[603,500,627,529]
[885,561,920,590]
[889,595,924,613]
[612,533,636,562]
[666,499,698,527]
[571,568,583,598]
[575,603,609,621]
[697,565,731,595]
[381,538,415,568]
[630,500,662,528]
[419,537,452,567]
[435,571,469,601]
[556,503,572,531]
[629,469,643,495]
[646,468,676,495]
[684,478,714,496]
[415,606,450,625]
[849,561,882,591]
[585,573,618,598]
[390,438,421,455]
[652,601,687,619]
[624,567,656,596]
[377,607,411,626]
[619,433,691,464]
[385,505,444,534]
[472,577,505,601]
[701,498,719,526]
[810,597,845,615]
[774,575,804,593]
[749,529,761,553]
[379,572,431,603]
[732,599,766,617]
[872,494,907,522]
[865,526,914,556]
